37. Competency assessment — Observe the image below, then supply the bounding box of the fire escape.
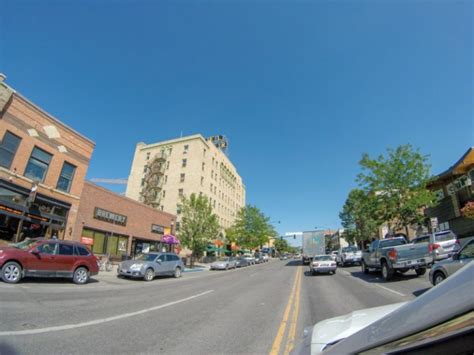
[140,152,167,208]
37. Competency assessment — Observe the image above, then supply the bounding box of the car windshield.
[314,256,332,261]
[11,239,39,250]
[135,254,158,262]
[342,247,359,252]
[218,258,229,262]
[435,232,456,242]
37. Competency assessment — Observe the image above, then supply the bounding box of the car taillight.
[388,249,397,261]
[429,243,440,252]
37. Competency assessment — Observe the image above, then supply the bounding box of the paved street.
[0,259,432,355]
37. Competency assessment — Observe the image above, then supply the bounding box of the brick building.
[0,74,95,242]
[73,182,176,257]
[125,134,245,233]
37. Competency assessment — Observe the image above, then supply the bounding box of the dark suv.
[0,238,99,284]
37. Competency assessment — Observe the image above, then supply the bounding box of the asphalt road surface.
[0,259,432,355]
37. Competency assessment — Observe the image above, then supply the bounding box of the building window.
[177,206,181,214]
[162,190,166,198]
[166,161,170,170]
[210,183,213,192]
[141,178,145,187]
[178,189,184,198]
[202,162,205,171]
[176,221,180,231]
[203,148,206,156]
[146,152,151,160]
[183,145,189,154]
[165,175,168,183]
[24,147,53,182]
[182,159,187,168]
[160,205,164,211]
[180,173,185,183]
[201,176,204,186]
[434,189,445,202]
[56,162,76,193]
[0,131,21,169]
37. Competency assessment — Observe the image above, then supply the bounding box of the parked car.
[280,254,288,260]
[118,252,184,281]
[412,230,460,262]
[429,237,474,286]
[330,251,339,261]
[236,256,250,268]
[294,261,474,355]
[262,253,269,262]
[336,246,362,266]
[210,257,237,270]
[361,237,433,281]
[254,253,264,264]
[243,253,256,265]
[0,238,99,284]
[310,255,337,275]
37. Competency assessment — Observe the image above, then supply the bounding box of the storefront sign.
[81,237,94,245]
[93,207,127,226]
[0,204,23,216]
[151,224,165,234]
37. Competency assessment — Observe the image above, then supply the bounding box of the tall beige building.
[125,134,246,233]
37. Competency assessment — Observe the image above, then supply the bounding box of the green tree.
[339,189,379,248]
[178,193,220,267]
[274,238,290,254]
[227,205,274,249]
[357,144,435,236]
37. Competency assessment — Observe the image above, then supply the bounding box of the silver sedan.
[210,257,237,270]
[310,255,337,275]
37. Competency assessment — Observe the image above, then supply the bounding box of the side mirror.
[31,249,40,256]
[452,253,459,260]
[156,259,162,264]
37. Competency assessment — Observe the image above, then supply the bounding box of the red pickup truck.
[0,238,99,284]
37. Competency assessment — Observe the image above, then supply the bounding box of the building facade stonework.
[125,134,245,232]
[0,74,95,242]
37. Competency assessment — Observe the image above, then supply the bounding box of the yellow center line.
[283,266,302,355]
[269,267,301,355]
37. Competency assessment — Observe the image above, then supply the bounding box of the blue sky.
[1,0,472,242]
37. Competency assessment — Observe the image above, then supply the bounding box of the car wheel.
[433,271,446,285]
[415,268,426,276]
[73,267,90,285]
[1,261,22,284]
[381,262,394,281]
[361,261,369,274]
[333,269,336,274]
[174,267,182,278]
[144,268,154,281]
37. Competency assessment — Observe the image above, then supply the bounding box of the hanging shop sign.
[151,224,165,234]
[93,207,127,226]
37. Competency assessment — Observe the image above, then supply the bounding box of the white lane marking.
[375,284,406,297]
[0,290,214,336]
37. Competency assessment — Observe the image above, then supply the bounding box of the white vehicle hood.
[310,302,406,354]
